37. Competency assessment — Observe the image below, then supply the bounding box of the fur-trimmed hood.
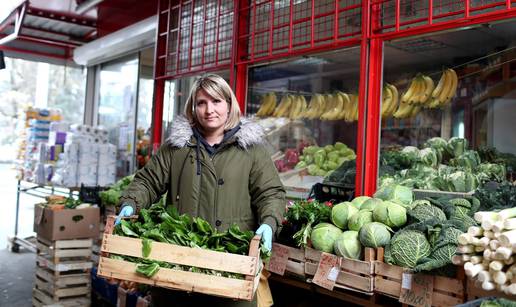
[165,115,264,149]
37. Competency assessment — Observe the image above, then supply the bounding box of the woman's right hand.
[115,204,134,225]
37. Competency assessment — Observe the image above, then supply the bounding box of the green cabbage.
[311,222,342,253]
[446,170,479,192]
[348,211,373,231]
[387,230,431,269]
[359,222,392,248]
[372,201,407,228]
[447,137,468,158]
[373,184,414,208]
[360,198,383,211]
[351,196,371,209]
[334,231,362,260]
[409,200,447,223]
[419,148,439,167]
[331,202,358,229]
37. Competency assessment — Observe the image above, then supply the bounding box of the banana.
[409,76,426,105]
[393,101,413,119]
[313,94,326,118]
[336,92,351,120]
[288,95,300,119]
[436,70,453,105]
[420,75,435,105]
[401,77,420,104]
[332,93,345,120]
[350,94,359,121]
[256,92,276,117]
[264,92,277,115]
[431,70,447,100]
[442,68,458,105]
[297,95,308,119]
[273,94,293,117]
[386,83,399,116]
[381,86,393,118]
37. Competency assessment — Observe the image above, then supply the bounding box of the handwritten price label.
[312,252,340,290]
[399,272,433,307]
[267,243,289,275]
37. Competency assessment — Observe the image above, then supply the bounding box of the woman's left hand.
[255,224,272,252]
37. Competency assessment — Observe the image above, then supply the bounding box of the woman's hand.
[115,205,134,225]
[255,224,273,252]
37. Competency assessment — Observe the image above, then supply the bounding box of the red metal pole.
[231,0,249,114]
[355,0,372,196]
[311,0,315,48]
[152,79,165,153]
[288,0,293,51]
[187,0,195,72]
[363,37,383,196]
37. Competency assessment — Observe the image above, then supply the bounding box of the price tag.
[267,243,289,275]
[399,272,434,307]
[312,252,340,290]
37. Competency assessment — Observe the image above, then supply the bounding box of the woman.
[116,74,285,306]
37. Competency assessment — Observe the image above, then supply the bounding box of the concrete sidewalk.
[0,248,35,307]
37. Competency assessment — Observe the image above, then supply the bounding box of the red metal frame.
[151,0,516,196]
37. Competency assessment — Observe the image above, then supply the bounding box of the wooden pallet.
[97,216,262,301]
[304,247,375,294]
[373,248,465,306]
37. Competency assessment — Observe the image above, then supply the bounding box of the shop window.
[248,48,361,199]
[379,20,516,193]
[97,55,139,178]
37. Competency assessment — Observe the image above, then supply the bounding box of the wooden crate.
[268,243,306,278]
[304,247,375,294]
[374,248,465,306]
[34,236,93,306]
[32,287,90,307]
[97,216,262,301]
[412,189,474,199]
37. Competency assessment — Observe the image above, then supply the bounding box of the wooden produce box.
[267,243,306,278]
[374,248,465,306]
[97,216,262,301]
[304,247,375,294]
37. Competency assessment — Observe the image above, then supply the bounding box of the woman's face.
[195,88,229,134]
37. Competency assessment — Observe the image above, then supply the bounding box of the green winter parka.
[120,115,286,237]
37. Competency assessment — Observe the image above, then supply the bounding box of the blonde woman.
[117,74,285,306]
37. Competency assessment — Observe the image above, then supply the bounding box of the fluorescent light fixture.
[73,15,156,66]
[75,0,104,15]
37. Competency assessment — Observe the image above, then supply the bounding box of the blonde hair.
[184,74,242,130]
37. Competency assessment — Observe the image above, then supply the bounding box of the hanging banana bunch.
[381,83,399,118]
[428,68,459,108]
[255,92,277,117]
[272,94,293,117]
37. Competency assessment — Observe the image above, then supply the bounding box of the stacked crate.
[33,236,93,307]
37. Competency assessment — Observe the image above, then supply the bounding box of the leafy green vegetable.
[142,238,152,258]
[136,262,160,277]
[284,199,332,247]
[385,229,431,269]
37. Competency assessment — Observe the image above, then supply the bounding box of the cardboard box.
[34,204,100,241]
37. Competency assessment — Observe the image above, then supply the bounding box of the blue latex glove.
[255,224,273,252]
[115,205,134,226]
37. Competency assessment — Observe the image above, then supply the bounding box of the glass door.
[97,55,139,178]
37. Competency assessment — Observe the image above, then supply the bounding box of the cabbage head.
[446,170,478,192]
[334,231,362,260]
[400,146,420,166]
[359,222,392,248]
[311,222,342,253]
[424,137,448,158]
[447,137,468,158]
[331,202,358,229]
[409,200,447,223]
[372,201,407,228]
[477,163,506,182]
[360,198,383,211]
[348,211,373,231]
[387,230,431,269]
[419,148,439,167]
[373,184,414,208]
[450,150,481,170]
[351,196,371,209]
